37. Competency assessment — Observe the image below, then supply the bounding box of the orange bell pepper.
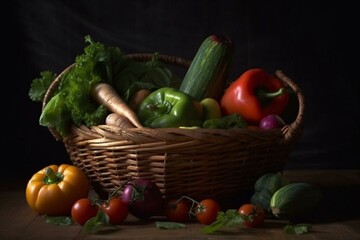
[26,164,89,216]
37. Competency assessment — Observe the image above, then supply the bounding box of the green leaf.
[39,93,72,136]
[202,209,245,234]
[43,215,73,225]
[83,210,108,234]
[203,113,248,129]
[29,71,57,102]
[155,221,186,229]
[202,219,226,234]
[284,223,312,235]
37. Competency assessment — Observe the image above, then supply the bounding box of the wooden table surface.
[1,169,359,240]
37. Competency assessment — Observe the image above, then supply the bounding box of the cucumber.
[179,35,234,101]
[250,172,289,213]
[250,188,273,213]
[270,183,322,220]
[254,172,289,195]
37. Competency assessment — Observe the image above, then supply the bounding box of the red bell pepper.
[220,68,289,124]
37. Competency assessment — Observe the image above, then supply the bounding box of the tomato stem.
[177,196,200,217]
[107,178,132,201]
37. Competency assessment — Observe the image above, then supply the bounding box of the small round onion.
[259,114,286,130]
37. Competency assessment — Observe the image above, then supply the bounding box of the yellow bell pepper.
[25,164,89,216]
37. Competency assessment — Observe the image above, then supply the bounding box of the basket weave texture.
[43,54,305,201]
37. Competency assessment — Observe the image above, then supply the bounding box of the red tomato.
[195,199,221,225]
[71,198,98,226]
[101,198,129,225]
[238,203,265,228]
[164,198,191,222]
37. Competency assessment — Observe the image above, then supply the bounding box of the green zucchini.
[250,188,273,213]
[179,35,234,101]
[254,172,289,195]
[270,183,322,220]
[250,172,289,213]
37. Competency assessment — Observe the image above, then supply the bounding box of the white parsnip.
[91,83,143,128]
[128,89,151,111]
[105,113,135,128]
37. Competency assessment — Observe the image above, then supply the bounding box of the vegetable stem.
[257,87,286,99]
[44,168,62,184]
[107,179,131,200]
[176,196,200,217]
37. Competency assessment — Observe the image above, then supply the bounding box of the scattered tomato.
[100,198,129,225]
[195,199,221,225]
[164,198,191,222]
[71,198,98,226]
[238,203,265,228]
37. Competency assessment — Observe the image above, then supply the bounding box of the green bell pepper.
[137,87,203,128]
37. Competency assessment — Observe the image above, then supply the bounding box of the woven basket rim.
[42,53,305,144]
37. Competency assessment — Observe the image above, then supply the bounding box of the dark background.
[7,0,359,180]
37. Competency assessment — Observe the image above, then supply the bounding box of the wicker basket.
[43,54,304,203]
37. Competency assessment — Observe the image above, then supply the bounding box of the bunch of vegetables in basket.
[29,34,294,137]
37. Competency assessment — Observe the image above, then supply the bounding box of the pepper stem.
[43,167,62,184]
[147,101,172,115]
[257,88,286,105]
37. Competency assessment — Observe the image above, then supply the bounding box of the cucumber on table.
[270,182,322,221]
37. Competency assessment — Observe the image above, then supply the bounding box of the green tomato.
[137,87,204,128]
[200,98,222,120]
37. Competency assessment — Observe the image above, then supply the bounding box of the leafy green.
[284,223,312,235]
[155,221,186,229]
[38,35,114,137]
[113,52,182,102]
[28,71,57,102]
[202,209,245,234]
[39,93,72,136]
[203,113,248,129]
[43,215,73,225]
[83,210,109,234]
[30,35,181,137]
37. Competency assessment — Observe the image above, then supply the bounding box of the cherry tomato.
[164,198,191,222]
[195,199,221,225]
[101,198,129,225]
[71,198,98,226]
[238,203,265,228]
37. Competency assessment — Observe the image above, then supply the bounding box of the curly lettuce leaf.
[40,35,119,136]
[29,71,57,102]
[39,92,71,137]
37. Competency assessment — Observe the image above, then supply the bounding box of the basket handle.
[125,53,191,68]
[275,70,305,143]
